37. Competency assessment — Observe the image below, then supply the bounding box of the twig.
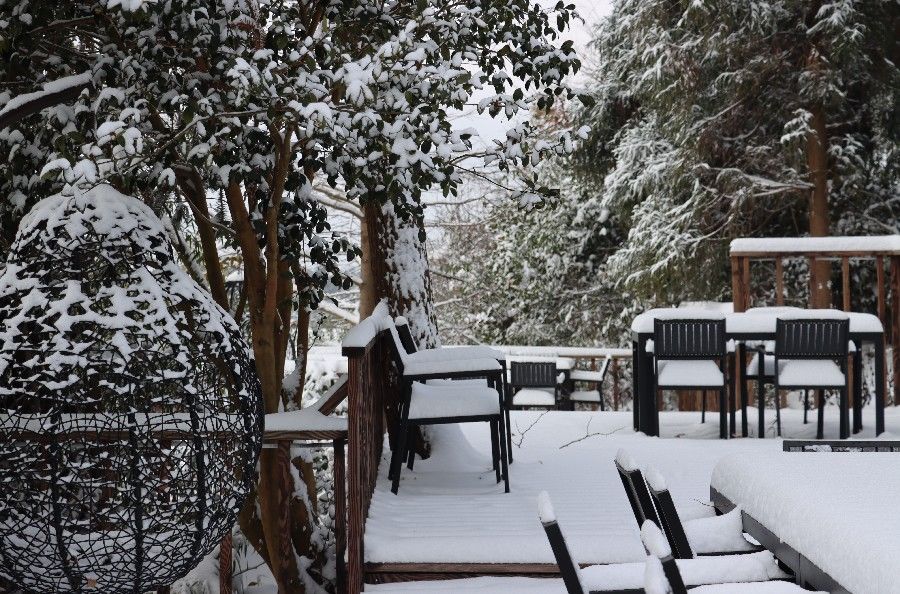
[558,417,626,449]
[513,410,548,449]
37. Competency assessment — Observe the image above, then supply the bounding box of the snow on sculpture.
[0,185,262,593]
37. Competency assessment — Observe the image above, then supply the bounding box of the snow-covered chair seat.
[748,343,855,378]
[512,388,556,407]
[776,359,845,387]
[568,389,601,403]
[656,360,724,387]
[569,369,606,382]
[408,382,500,420]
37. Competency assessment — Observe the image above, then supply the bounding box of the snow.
[730,235,900,255]
[631,308,726,332]
[712,452,900,594]
[264,408,347,433]
[776,360,845,387]
[615,448,639,472]
[341,301,393,348]
[408,382,500,420]
[511,388,556,407]
[404,355,502,377]
[643,556,669,594]
[537,491,556,524]
[569,369,607,382]
[683,508,757,554]
[634,306,883,334]
[657,360,724,387]
[0,72,91,119]
[640,521,671,558]
[364,408,900,570]
[568,390,601,403]
[644,465,667,492]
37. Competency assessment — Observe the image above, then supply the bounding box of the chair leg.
[774,390,782,437]
[758,380,765,439]
[391,418,410,495]
[504,388,513,464]
[701,390,706,424]
[839,387,849,440]
[852,350,862,434]
[498,413,510,493]
[803,390,809,424]
[816,389,825,440]
[406,429,416,470]
[718,388,728,439]
[491,419,501,483]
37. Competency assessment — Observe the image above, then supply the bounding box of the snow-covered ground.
[366,405,900,591]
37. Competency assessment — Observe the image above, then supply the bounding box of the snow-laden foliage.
[571,0,900,303]
[0,185,262,594]
[0,0,584,309]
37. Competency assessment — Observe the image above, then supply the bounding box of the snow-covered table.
[710,451,900,594]
[631,307,886,438]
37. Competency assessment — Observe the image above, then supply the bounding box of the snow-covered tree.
[573,0,900,306]
[0,1,585,590]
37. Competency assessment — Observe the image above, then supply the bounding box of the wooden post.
[612,358,621,411]
[346,351,364,594]
[775,258,784,306]
[333,437,347,593]
[841,256,850,311]
[892,257,900,406]
[731,256,748,313]
[877,256,887,330]
[219,533,233,594]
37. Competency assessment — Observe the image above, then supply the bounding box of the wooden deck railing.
[343,328,399,594]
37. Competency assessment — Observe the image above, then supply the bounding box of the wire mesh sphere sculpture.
[0,185,263,593]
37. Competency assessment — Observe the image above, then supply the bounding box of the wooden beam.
[219,533,233,594]
[775,258,784,306]
[742,257,751,310]
[842,256,850,311]
[877,256,886,329]
[892,257,900,406]
[731,255,749,312]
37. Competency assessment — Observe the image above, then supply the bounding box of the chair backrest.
[394,317,418,354]
[615,459,660,529]
[645,467,693,559]
[775,318,849,360]
[538,492,585,594]
[510,361,557,389]
[653,319,726,360]
[641,522,689,594]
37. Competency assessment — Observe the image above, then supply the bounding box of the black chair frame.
[652,319,729,439]
[615,460,660,530]
[774,318,850,439]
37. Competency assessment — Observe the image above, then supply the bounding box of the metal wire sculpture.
[0,185,263,594]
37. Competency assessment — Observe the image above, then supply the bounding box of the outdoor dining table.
[710,451,900,594]
[630,307,887,438]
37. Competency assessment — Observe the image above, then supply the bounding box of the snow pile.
[712,452,900,594]
[730,236,900,254]
[643,556,671,594]
[683,508,757,554]
[615,448,639,472]
[640,521,671,558]
[537,491,556,524]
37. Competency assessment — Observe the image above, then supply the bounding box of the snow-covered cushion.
[777,360,845,387]
[408,383,500,420]
[683,508,758,554]
[569,389,601,403]
[403,353,501,377]
[569,369,606,382]
[512,388,556,407]
[657,360,724,387]
[580,551,789,591]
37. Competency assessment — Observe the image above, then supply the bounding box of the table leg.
[852,350,862,434]
[632,340,640,432]
[738,344,748,437]
[875,336,886,436]
[637,337,659,437]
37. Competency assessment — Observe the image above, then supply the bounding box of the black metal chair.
[615,451,660,530]
[652,319,729,439]
[568,355,612,411]
[384,322,509,494]
[509,360,559,410]
[394,317,514,464]
[774,318,850,439]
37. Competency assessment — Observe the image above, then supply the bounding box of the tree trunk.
[359,202,440,347]
[806,104,832,308]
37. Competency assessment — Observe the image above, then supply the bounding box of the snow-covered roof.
[730,236,900,256]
